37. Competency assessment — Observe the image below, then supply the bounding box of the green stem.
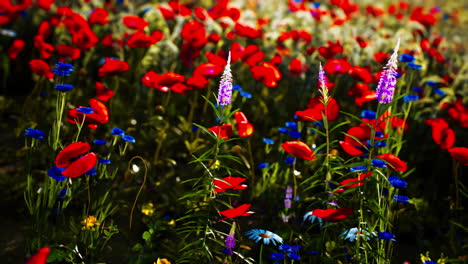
[53,92,67,151]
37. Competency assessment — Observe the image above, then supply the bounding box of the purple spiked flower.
[376,39,400,104]
[217,52,233,106]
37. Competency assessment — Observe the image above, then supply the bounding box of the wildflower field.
[1,0,467,263]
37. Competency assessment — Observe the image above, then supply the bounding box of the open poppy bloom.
[95,81,115,101]
[55,142,97,178]
[377,154,407,172]
[349,66,374,83]
[88,8,109,25]
[324,59,351,75]
[25,247,50,264]
[141,71,185,92]
[233,111,254,137]
[311,207,353,222]
[127,31,162,49]
[218,203,254,221]
[98,58,130,77]
[67,99,109,129]
[56,44,81,60]
[250,62,282,88]
[7,38,25,60]
[295,96,340,122]
[281,140,315,161]
[122,15,148,30]
[29,59,54,79]
[208,124,233,141]
[193,63,224,78]
[448,147,468,166]
[334,172,372,193]
[214,176,248,193]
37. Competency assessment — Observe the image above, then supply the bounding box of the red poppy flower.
[167,0,191,17]
[420,38,431,52]
[71,28,99,50]
[438,127,456,150]
[230,42,245,62]
[214,176,248,193]
[281,140,315,161]
[25,247,50,264]
[355,36,368,48]
[55,142,97,178]
[98,58,129,77]
[377,154,407,172]
[444,99,468,128]
[67,99,109,129]
[234,22,261,39]
[205,52,227,67]
[349,66,373,83]
[186,75,208,90]
[295,96,340,122]
[56,44,81,59]
[127,31,160,48]
[390,116,408,134]
[208,32,221,43]
[354,91,377,106]
[95,81,115,101]
[7,39,25,60]
[244,51,264,67]
[289,58,306,75]
[312,207,353,222]
[410,7,436,27]
[141,71,185,92]
[157,4,175,20]
[193,63,223,78]
[29,59,54,79]
[374,52,389,64]
[34,35,54,59]
[181,20,207,48]
[448,147,468,166]
[89,8,109,25]
[339,141,365,156]
[318,41,343,59]
[250,62,282,88]
[122,15,148,30]
[324,59,351,75]
[209,124,233,141]
[344,125,372,147]
[426,118,449,145]
[218,204,254,221]
[234,111,254,137]
[334,172,371,193]
[37,0,53,11]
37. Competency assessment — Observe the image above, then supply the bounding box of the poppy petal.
[55,142,91,168]
[281,141,315,161]
[62,153,97,178]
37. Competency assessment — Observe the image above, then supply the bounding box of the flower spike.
[217,51,232,106]
[376,39,400,104]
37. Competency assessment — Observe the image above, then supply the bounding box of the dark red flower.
[281,141,315,161]
[55,142,97,178]
[233,111,254,137]
[318,41,343,59]
[95,81,115,101]
[214,176,248,193]
[334,172,371,193]
[289,58,307,75]
[98,58,129,77]
[373,52,389,64]
[186,75,208,90]
[127,31,159,48]
[234,22,261,39]
[7,39,25,59]
[312,207,353,222]
[444,99,468,128]
[218,204,254,221]
[29,59,54,79]
[324,59,351,75]
[56,44,81,59]
[34,35,54,59]
[157,4,175,20]
[72,28,99,50]
[209,124,233,141]
[448,147,468,166]
[122,15,148,30]
[339,141,365,156]
[141,71,185,92]
[25,247,50,264]
[181,20,207,48]
[377,154,407,172]
[250,62,282,88]
[67,99,109,129]
[205,52,227,67]
[89,8,109,25]
[349,66,373,83]
[193,63,223,78]
[295,96,340,122]
[37,0,54,11]
[355,36,368,48]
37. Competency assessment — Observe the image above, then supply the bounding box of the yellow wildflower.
[155,258,171,264]
[141,202,155,216]
[81,216,100,230]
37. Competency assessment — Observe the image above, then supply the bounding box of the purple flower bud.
[217,52,232,106]
[376,39,400,104]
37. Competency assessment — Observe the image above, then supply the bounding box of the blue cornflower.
[57,188,67,198]
[375,131,384,138]
[98,158,111,164]
[388,176,408,188]
[191,125,199,132]
[245,229,283,245]
[426,80,438,87]
[424,261,437,264]
[48,166,66,181]
[403,94,419,103]
[313,120,324,127]
[240,91,252,99]
[270,253,284,260]
[111,128,125,136]
[285,121,298,129]
[399,54,415,63]
[371,159,387,168]
[54,84,74,92]
[85,168,97,176]
[312,2,321,8]
[393,195,410,203]
[52,62,74,76]
[122,135,136,143]
[374,140,387,147]
[377,232,396,241]
[232,84,242,91]
[263,138,274,144]
[77,107,94,114]
[350,166,367,172]
[93,139,107,145]
[361,110,376,120]
[278,127,288,134]
[433,88,446,96]
[407,63,422,70]
[279,244,301,253]
[284,157,295,164]
[413,86,423,93]
[258,162,270,169]
[288,130,302,138]
[24,128,45,140]
[288,253,300,260]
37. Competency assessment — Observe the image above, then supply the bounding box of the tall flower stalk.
[376,39,400,104]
